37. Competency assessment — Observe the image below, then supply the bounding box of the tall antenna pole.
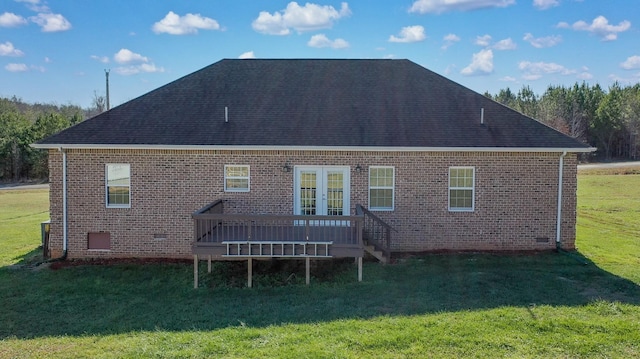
[105,69,110,111]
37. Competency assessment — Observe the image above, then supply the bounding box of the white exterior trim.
[31,143,597,153]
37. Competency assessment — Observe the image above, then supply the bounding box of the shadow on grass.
[10,247,44,266]
[1,251,639,339]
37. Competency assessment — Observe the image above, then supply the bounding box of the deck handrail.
[355,204,395,263]
[192,200,364,247]
[193,199,224,216]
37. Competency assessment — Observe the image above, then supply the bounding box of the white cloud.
[523,33,562,48]
[389,25,426,43]
[608,73,640,85]
[138,63,163,73]
[409,0,515,14]
[0,42,25,57]
[558,15,631,41]
[500,76,517,82]
[442,33,460,49]
[30,13,71,32]
[112,49,163,75]
[239,51,256,59]
[44,56,51,63]
[252,1,351,35]
[493,38,516,50]
[0,12,28,27]
[114,63,164,76]
[16,0,50,13]
[308,34,349,48]
[444,64,456,75]
[620,55,640,70]
[91,55,110,64]
[5,63,28,72]
[533,0,559,10]
[461,49,493,76]
[152,11,220,35]
[475,34,492,46]
[114,49,148,64]
[518,61,576,80]
[577,71,593,80]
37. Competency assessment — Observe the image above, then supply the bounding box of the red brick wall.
[46,149,577,259]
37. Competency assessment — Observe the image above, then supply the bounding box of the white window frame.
[368,166,395,211]
[224,165,250,192]
[448,166,475,212]
[105,164,131,208]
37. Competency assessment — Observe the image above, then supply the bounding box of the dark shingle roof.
[37,59,590,150]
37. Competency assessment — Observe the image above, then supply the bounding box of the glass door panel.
[326,171,344,216]
[294,166,350,220]
[299,171,318,215]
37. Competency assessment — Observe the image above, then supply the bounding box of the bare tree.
[87,91,106,118]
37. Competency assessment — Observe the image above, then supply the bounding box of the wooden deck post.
[193,255,199,289]
[247,258,253,288]
[207,255,212,273]
[357,257,362,282]
[305,257,310,285]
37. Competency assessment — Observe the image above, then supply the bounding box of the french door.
[294,166,350,220]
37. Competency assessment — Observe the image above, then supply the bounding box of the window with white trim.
[224,165,250,192]
[369,166,394,211]
[449,167,475,211]
[106,164,130,208]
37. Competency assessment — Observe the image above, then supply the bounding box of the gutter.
[44,147,68,262]
[61,147,68,258]
[555,151,567,249]
[33,148,68,266]
[30,143,597,153]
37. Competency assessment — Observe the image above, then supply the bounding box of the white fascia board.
[30,143,597,153]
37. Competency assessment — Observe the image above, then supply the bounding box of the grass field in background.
[0,189,49,267]
[0,170,639,358]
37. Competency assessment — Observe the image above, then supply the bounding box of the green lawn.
[0,173,639,358]
[0,189,49,267]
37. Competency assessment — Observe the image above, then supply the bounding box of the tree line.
[0,95,107,182]
[486,82,640,161]
[1,83,640,182]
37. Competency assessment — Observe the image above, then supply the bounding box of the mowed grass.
[0,171,639,358]
[576,168,640,283]
[0,189,49,267]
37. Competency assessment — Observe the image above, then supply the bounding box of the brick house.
[34,59,593,281]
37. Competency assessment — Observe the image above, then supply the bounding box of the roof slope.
[38,59,590,150]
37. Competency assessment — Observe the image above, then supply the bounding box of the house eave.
[31,143,597,153]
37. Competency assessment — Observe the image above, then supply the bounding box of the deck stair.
[363,240,388,264]
[356,204,395,264]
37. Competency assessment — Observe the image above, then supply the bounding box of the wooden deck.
[191,200,393,288]
[193,223,363,258]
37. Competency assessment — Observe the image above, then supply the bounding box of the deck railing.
[356,204,394,263]
[192,200,363,247]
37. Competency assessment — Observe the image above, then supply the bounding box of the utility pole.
[105,69,110,111]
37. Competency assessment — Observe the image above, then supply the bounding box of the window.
[224,165,250,192]
[369,166,394,211]
[449,167,474,211]
[106,164,130,208]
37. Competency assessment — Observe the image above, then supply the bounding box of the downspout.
[61,147,68,259]
[555,151,567,250]
[35,148,68,266]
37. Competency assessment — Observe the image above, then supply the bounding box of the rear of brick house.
[34,59,594,262]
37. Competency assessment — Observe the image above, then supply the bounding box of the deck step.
[363,243,387,264]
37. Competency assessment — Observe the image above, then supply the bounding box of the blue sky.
[1,0,638,109]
